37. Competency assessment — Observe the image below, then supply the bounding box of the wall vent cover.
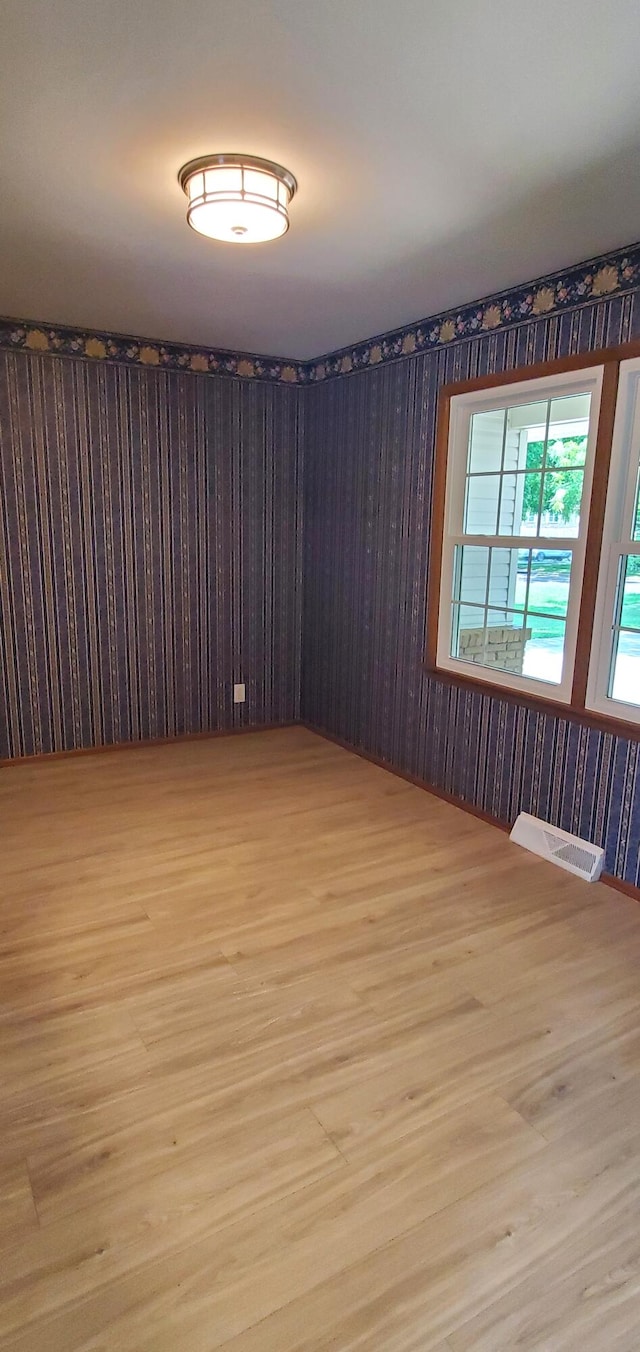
[509,812,604,882]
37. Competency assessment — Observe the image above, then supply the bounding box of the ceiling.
[2,0,640,361]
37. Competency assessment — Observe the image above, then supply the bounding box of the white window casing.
[436,365,605,703]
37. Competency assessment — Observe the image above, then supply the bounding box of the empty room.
[3,1,640,1347]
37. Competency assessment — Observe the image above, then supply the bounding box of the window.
[433,364,604,704]
[427,345,640,736]
[587,357,640,725]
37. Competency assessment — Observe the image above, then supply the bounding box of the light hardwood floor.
[2,725,640,1350]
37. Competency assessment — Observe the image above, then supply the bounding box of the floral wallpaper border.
[0,318,307,386]
[1,240,639,386]
[308,242,640,381]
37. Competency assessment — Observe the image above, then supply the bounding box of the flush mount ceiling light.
[178,153,297,244]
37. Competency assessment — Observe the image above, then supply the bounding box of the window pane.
[455,545,489,605]
[632,467,640,541]
[464,397,588,541]
[525,440,545,472]
[479,609,527,676]
[545,434,588,469]
[540,469,584,535]
[522,472,543,535]
[526,552,572,617]
[465,473,532,536]
[547,392,591,464]
[496,475,520,533]
[610,630,640,705]
[451,603,484,663]
[455,546,522,614]
[464,475,502,534]
[522,615,566,685]
[450,547,571,687]
[506,400,549,434]
[548,392,591,422]
[488,547,522,609]
[619,556,640,629]
[457,602,486,629]
[453,604,566,685]
[468,409,506,473]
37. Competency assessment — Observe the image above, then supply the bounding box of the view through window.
[452,392,590,687]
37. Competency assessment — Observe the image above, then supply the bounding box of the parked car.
[517,548,572,570]
[531,548,572,562]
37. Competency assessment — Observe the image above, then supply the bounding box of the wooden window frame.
[425,339,640,741]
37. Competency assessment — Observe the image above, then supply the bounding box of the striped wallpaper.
[302,291,640,888]
[0,352,302,757]
[3,249,640,889]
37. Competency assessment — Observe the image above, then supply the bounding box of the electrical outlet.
[233,683,246,704]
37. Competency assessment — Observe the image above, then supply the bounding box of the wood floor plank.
[0,1161,38,1240]
[447,1189,640,1350]
[26,1104,344,1230]
[0,1094,544,1351]
[154,1113,640,1352]
[1,726,640,1349]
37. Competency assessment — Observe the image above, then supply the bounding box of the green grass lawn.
[515,563,640,640]
[515,568,568,639]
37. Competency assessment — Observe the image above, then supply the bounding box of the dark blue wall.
[302,293,640,886]
[0,354,302,756]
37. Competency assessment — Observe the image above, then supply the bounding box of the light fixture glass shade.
[179,154,297,244]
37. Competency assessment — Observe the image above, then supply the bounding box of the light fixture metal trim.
[178,153,297,244]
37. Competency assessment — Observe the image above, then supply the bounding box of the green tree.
[523,437,586,524]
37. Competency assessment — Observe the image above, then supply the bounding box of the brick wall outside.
[458,624,531,675]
